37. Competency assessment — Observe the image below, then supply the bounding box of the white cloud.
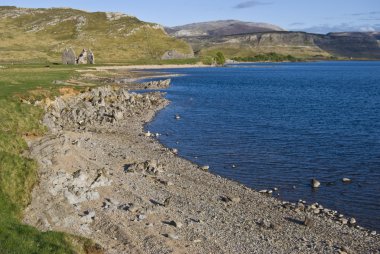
[358,26,376,32]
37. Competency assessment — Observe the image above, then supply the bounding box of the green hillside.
[0,6,193,64]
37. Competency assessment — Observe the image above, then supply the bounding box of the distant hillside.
[318,32,380,59]
[166,20,284,37]
[181,32,329,59]
[0,6,193,63]
[175,30,380,60]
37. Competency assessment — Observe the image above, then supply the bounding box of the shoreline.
[93,63,209,71]
[23,80,379,253]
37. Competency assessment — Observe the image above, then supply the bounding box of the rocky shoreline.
[24,81,379,253]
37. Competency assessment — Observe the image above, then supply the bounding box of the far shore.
[94,63,210,71]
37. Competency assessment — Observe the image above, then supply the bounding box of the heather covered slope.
[0,6,193,64]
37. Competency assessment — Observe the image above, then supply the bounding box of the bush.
[201,56,215,65]
[215,52,226,66]
[232,53,298,62]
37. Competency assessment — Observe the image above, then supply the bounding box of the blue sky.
[2,0,380,33]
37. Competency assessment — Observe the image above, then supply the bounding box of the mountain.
[0,6,193,64]
[316,32,380,59]
[166,20,285,37]
[169,21,380,60]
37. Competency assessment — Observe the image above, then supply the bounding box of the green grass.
[232,53,299,62]
[0,64,102,253]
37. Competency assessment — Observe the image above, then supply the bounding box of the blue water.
[146,61,380,231]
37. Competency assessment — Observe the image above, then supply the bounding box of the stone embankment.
[43,85,168,133]
[24,82,380,254]
[115,78,171,89]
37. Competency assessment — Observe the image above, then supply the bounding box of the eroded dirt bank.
[24,83,379,254]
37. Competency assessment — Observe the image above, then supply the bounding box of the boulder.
[311,178,321,188]
[62,48,77,65]
[141,79,171,89]
[87,49,95,64]
[77,49,88,64]
[161,50,194,60]
[342,178,352,183]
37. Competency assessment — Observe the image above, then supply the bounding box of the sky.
[2,0,380,33]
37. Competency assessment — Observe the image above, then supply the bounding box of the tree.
[215,52,226,66]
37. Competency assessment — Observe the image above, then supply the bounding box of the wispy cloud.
[359,18,380,21]
[234,1,272,9]
[300,23,380,34]
[289,22,305,27]
[351,11,380,16]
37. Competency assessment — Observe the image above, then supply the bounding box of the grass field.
[0,64,102,253]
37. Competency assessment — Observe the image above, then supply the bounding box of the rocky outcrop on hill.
[87,50,95,64]
[62,48,95,65]
[76,49,88,64]
[161,50,194,60]
[62,48,77,64]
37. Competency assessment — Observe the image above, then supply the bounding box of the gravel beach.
[23,79,380,254]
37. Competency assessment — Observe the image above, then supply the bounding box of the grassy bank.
[0,64,102,253]
[232,53,299,62]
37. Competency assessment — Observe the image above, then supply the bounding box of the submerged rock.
[311,178,321,188]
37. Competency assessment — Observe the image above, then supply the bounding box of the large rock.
[311,178,321,188]
[161,50,194,60]
[87,50,95,64]
[62,48,77,65]
[141,79,171,89]
[77,49,88,64]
